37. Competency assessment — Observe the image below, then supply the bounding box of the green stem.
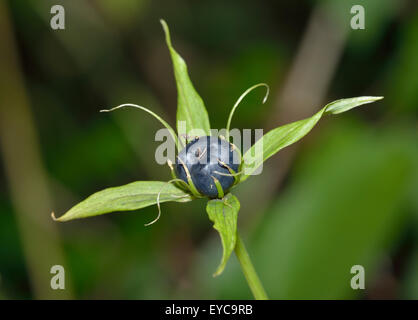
[234,232,268,300]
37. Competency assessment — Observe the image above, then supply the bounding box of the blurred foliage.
[0,0,417,299]
[196,120,417,299]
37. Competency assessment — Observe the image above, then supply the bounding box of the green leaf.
[324,96,383,115]
[160,19,211,143]
[206,193,240,276]
[52,181,192,222]
[240,96,383,181]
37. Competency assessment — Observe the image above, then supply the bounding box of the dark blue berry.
[175,136,241,198]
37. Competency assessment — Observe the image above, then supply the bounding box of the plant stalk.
[234,232,268,300]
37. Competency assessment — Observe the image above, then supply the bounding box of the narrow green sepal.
[177,156,203,198]
[211,176,225,199]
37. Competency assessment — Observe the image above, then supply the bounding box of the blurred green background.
[0,0,417,299]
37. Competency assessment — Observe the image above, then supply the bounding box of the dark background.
[0,0,417,299]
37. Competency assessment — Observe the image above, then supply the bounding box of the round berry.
[175,136,241,198]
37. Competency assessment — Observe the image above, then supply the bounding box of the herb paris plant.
[52,20,383,300]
